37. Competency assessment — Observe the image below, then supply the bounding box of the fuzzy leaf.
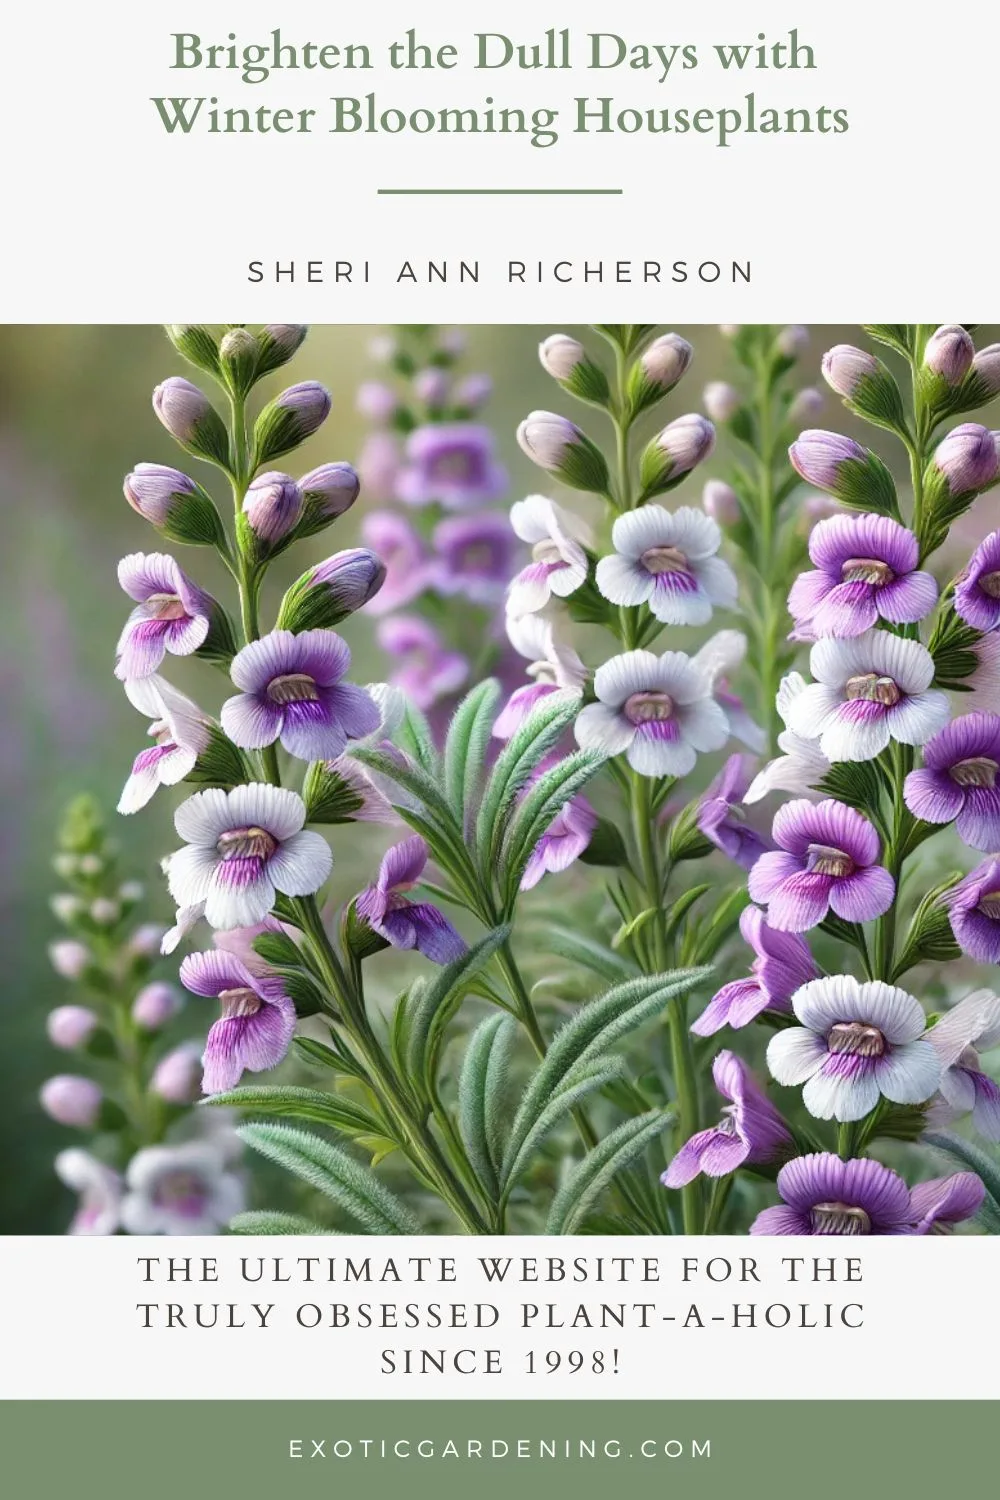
[457,1015,516,1201]
[543,925,638,981]
[237,1122,420,1234]
[406,927,511,1091]
[206,1085,384,1137]
[294,1035,368,1081]
[500,750,603,907]
[578,817,629,869]
[476,692,582,870]
[443,679,502,829]
[502,1057,626,1193]
[546,1112,671,1234]
[228,1211,337,1235]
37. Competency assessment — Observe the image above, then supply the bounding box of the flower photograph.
[3,321,1000,1238]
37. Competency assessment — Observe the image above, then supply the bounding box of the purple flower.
[750,1154,959,1236]
[361,512,431,615]
[745,673,831,804]
[396,424,507,509]
[692,905,818,1036]
[649,413,716,475]
[789,430,867,492]
[691,630,766,753]
[506,495,591,617]
[948,858,1000,963]
[932,423,999,495]
[270,381,331,443]
[414,368,450,407]
[748,798,894,932]
[242,471,303,543]
[788,387,825,425]
[927,990,1000,1140]
[356,381,398,422]
[132,981,184,1031]
[955,531,1000,631]
[909,1174,986,1233]
[118,675,211,815]
[925,325,975,385]
[166,783,332,930]
[903,713,1000,849]
[767,975,940,1122]
[702,480,740,525]
[596,505,737,626]
[358,431,401,501]
[785,632,948,763]
[149,1041,203,1103]
[54,1149,122,1236]
[641,333,693,392]
[180,948,297,1094]
[48,940,90,980]
[971,346,1000,398]
[697,754,773,870]
[114,552,214,680]
[429,514,518,605]
[40,1075,102,1129]
[377,617,469,709]
[494,614,586,740]
[968,631,1000,712]
[356,836,466,963]
[517,410,584,470]
[298,462,360,520]
[152,377,215,446]
[821,345,880,398]
[454,373,493,411]
[47,1006,99,1050]
[788,514,937,638]
[574,648,729,779]
[123,464,198,526]
[663,1051,792,1188]
[519,756,596,890]
[221,629,379,762]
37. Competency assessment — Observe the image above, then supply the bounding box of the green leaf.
[923,1130,1000,1233]
[476,693,585,871]
[543,925,638,981]
[578,817,629,869]
[186,722,255,788]
[206,1085,385,1138]
[237,1123,420,1234]
[406,927,511,1093]
[443,679,502,830]
[458,1015,516,1202]
[891,874,963,981]
[252,930,303,968]
[502,1057,626,1193]
[500,750,603,907]
[546,1112,671,1234]
[612,908,657,951]
[228,1211,337,1235]
[301,760,372,823]
[294,1035,368,1081]
[396,701,440,774]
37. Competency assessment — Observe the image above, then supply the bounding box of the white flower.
[744,672,831,803]
[118,675,211,815]
[691,630,765,752]
[506,495,591,617]
[574,648,728,777]
[361,682,406,742]
[596,505,737,625]
[167,783,332,930]
[927,989,1000,1139]
[120,1142,245,1235]
[767,975,940,1122]
[54,1149,122,1236]
[506,612,587,689]
[786,631,949,762]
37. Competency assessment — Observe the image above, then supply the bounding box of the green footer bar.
[1,1401,992,1498]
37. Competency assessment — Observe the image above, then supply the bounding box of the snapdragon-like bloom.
[519,754,596,890]
[955,532,1000,631]
[506,495,591,617]
[118,675,211,815]
[180,949,297,1094]
[595,505,738,626]
[396,424,507,509]
[750,1153,981,1236]
[494,614,586,739]
[903,713,1000,850]
[948,858,1000,963]
[221,630,379,762]
[167,784,332,930]
[785,632,948,762]
[575,649,728,778]
[691,905,817,1036]
[376,617,469,709]
[691,631,766,753]
[429,513,518,605]
[356,836,466,963]
[120,1142,245,1236]
[663,1051,792,1187]
[748,799,893,931]
[697,754,773,870]
[788,514,937,638]
[767,975,940,1121]
[361,512,431,614]
[745,673,831,803]
[927,990,1000,1140]
[54,1149,122,1236]
[114,552,214,680]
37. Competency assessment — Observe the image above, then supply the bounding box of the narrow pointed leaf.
[205,1085,384,1138]
[546,1112,671,1234]
[228,1211,338,1235]
[237,1122,420,1234]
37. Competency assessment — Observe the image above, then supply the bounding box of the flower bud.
[152,378,229,466]
[971,345,1000,399]
[703,382,741,423]
[256,324,308,375]
[118,881,144,904]
[641,333,693,391]
[218,327,261,395]
[47,1006,99,1051]
[789,429,898,514]
[90,898,120,926]
[40,1075,102,1129]
[776,325,809,358]
[242,471,304,545]
[50,893,84,923]
[123,462,225,548]
[821,345,880,398]
[702,479,741,525]
[165,325,220,375]
[356,382,398,422]
[150,1043,203,1104]
[49,940,90,981]
[931,423,1000,495]
[539,334,585,382]
[454,373,492,411]
[414,368,450,406]
[254,382,332,464]
[516,411,610,494]
[132,981,184,1031]
[127,923,168,958]
[788,386,824,424]
[277,548,387,632]
[925,325,975,386]
[296,462,361,538]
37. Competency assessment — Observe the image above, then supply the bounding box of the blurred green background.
[2,323,997,1233]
